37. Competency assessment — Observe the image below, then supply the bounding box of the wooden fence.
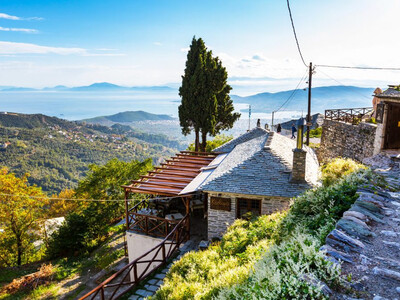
[325,107,373,124]
[79,214,190,300]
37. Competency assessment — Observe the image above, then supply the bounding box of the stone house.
[179,126,320,238]
[374,86,400,150]
[319,85,400,163]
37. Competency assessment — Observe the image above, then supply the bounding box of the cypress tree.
[179,37,240,152]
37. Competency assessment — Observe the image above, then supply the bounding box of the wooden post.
[124,190,130,232]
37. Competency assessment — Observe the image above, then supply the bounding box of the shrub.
[279,169,369,244]
[217,233,340,300]
[321,158,366,187]
[152,213,285,299]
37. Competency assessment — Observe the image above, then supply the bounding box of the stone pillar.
[291,149,306,182]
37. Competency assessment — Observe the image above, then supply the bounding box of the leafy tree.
[0,168,48,266]
[47,158,153,257]
[179,37,240,152]
[47,189,78,218]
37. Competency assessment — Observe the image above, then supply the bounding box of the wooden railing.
[127,199,180,238]
[79,214,190,300]
[325,107,373,124]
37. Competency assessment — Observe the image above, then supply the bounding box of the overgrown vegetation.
[152,213,285,299]
[307,127,322,138]
[320,158,366,187]
[153,159,371,299]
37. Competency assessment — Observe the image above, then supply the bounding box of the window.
[236,198,261,219]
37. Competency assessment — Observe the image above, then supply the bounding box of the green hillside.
[0,113,177,194]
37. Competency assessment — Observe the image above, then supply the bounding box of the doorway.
[385,103,400,149]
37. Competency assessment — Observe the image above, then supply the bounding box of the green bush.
[152,213,285,299]
[217,232,340,300]
[321,158,366,187]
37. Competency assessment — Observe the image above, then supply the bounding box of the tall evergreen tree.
[179,37,240,152]
[178,37,208,151]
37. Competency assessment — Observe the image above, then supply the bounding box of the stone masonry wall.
[207,192,290,239]
[319,119,377,163]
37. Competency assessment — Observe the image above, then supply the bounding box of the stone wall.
[207,192,290,239]
[319,119,377,163]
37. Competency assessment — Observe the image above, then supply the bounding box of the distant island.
[82,110,175,124]
[0,82,176,92]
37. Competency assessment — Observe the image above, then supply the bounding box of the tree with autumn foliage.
[0,168,48,266]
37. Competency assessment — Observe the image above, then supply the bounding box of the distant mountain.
[232,85,374,113]
[82,110,175,124]
[0,82,176,92]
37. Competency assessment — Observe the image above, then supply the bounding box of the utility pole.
[271,111,275,130]
[248,105,251,132]
[306,62,313,146]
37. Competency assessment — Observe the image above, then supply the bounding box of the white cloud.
[180,47,190,52]
[153,42,162,46]
[0,13,20,20]
[0,12,43,21]
[0,27,38,33]
[0,41,126,57]
[0,41,86,55]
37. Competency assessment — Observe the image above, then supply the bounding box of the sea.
[0,90,301,123]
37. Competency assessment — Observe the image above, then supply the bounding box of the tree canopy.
[0,168,48,266]
[179,37,240,152]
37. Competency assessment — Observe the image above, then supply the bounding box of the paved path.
[324,154,400,299]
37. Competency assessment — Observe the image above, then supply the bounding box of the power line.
[275,69,308,112]
[317,68,371,100]
[286,0,307,67]
[316,64,400,71]
[0,193,181,202]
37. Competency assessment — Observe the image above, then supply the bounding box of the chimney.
[291,117,307,182]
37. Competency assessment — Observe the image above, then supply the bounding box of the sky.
[0,0,400,94]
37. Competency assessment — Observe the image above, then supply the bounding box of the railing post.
[133,263,138,282]
[162,243,166,263]
[145,216,148,235]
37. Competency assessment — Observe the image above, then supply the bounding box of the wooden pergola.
[122,151,219,235]
[123,151,218,196]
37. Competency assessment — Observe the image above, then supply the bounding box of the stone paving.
[320,153,400,299]
[127,239,199,300]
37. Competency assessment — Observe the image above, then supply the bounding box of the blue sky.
[0,0,400,94]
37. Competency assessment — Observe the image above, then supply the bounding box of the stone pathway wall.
[321,159,400,299]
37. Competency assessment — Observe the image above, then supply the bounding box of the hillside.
[82,110,174,123]
[232,85,374,113]
[0,113,179,194]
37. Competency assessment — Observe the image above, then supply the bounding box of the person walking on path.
[291,123,297,139]
[277,124,282,134]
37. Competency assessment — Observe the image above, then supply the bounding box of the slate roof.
[180,128,319,198]
[214,127,269,153]
[377,87,400,99]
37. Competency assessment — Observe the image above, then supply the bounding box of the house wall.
[319,119,377,163]
[207,192,290,239]
[126,232,175,280]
